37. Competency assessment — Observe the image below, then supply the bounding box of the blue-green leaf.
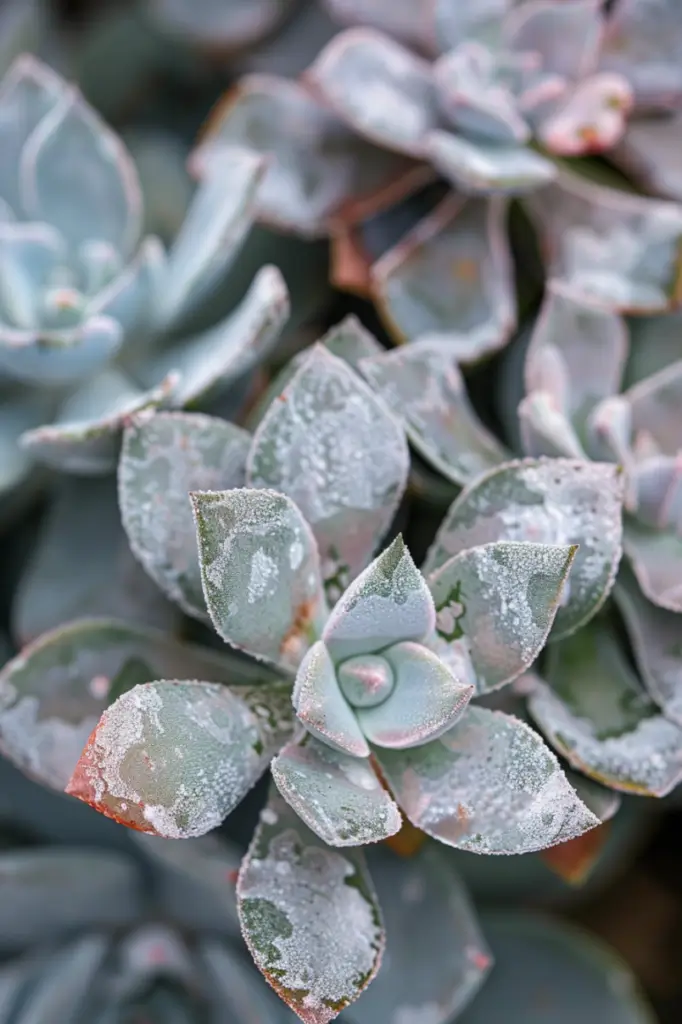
[292,641,369,758]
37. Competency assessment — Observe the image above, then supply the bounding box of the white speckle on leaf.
[247,549,279,603]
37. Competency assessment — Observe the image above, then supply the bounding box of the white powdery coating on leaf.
[271,738,401,846]
[426,458,623,636]
[379,707,599,854]
[0,695,98,789]
[529,681,682,796]
[240,829,381,1021]
[247,347,409,582]
[430,541,573,692]
[119,413,249,619]
[248,549,279,603]
[323,539,435,662]
[81,682,282,838]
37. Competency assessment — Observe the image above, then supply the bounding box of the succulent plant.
[0,53,290,504]
[0,321,643,1020]
[193,0,682,364]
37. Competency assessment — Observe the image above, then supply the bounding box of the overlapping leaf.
[238,789,384,1024]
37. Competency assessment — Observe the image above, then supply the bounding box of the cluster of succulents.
[0,0,681,1021]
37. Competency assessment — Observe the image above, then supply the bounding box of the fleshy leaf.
[293,641,370,758]
[320,314,383,368]
[504,0,604,79]
[626,309,682,388]
[306,28,438,157]
[528,621,682,796]
[247,345,409,595]
[524,279,628,431]
[322,0,431,49]
[323,536,435,663]
[424,458,624,639]
[13,476,179,644]
[192,488,326,670]
[119,411,250,620]
[614,561,682,725]
[20,368,177,474]
[149,0,296,48]
[518,393,587,459]
[0,219,64,329]
[0,314,123,386]
[537,73,633,156]
[458,913,654,1023]
[88,235,163,337]
[523,167,682,314]
[19,84,141,256]
[372,194,516,362]
[148,265,289,408]
[600,0,682,109]
[357,640,473,747]
[377,705,599,853]
[623,519,682,612]
[271,733,401,846]
[425,130,555,195]
[66,679,293,837]
[0,617,272,791]
[613,116,682,203]
[360,338,509,486]
[0,392,51,497]
[433,44,529,144]
[193,75,430,239]
[433,0,511,52]
[0,55,65,214]
[624,359,682,457]
[428,540,575,693]
[237,788,384,1024]
[346,846,490,1024]
[0,847,140,948]
[159,147,266,328]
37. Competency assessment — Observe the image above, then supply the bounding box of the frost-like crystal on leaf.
[238,790,384,1024]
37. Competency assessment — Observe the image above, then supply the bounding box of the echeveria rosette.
[0,54,290,495]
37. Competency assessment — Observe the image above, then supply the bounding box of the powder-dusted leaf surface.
[346,846,490,1024]
[271,734,401,847]
[0,618,267,791]
[67,679,293,837]
[360,339,509,486]
[292,641,369,758]
[524,280,628,433]
[523,167,682,314]
[425,130,555,196]
[528,622,682,796]
[614,561,682,724]
[192,488,326,670]
[159,147,266,328]
[323,536,435,663]
[248,345,408,595]
[237,789,384,1024]
[505,0,604,79]
[357,641,473,748]
[119,411,250,620]
[320,315,383,368]
[458,913,654,1023]
[13,476,179,643]
[428,541,575,694]
[424,458,624,639]
[149,265,289,409]
[305,28,438,157]
[623,519,682,612]
[377,706,599,854]
[372,194,516,362]
[20,368,177,475]
[192,75,428,238]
